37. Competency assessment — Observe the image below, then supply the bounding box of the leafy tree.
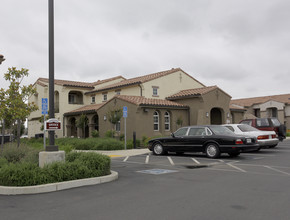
[76,114,88,138]
[107,109,122,137]
[1,67,38,147]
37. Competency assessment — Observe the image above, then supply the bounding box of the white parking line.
[145,155,149,164]
[191,158,200,164]
[167,157,175,165]
[227,163,246,173]
[264,166,290,176]
[123,156,129,162]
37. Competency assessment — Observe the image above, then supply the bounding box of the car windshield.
[237,124,258,132]
[174,127,188,137]
[210,126,235,135]
[271,118,281,126]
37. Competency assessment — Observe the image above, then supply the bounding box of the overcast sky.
[1,0,289,99]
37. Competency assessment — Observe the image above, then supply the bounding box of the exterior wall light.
[104,115,107,121]
[206,112,209,117]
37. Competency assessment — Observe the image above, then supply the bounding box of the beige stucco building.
[28,68,235,139]
[230,94,290,130]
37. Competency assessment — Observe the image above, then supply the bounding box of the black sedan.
[148,125,259,158]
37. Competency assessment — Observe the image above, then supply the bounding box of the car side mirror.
[171,133,175,138]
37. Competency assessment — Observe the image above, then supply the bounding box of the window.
[188,128,206,136]
[164,112,170,131]
[174,127,188,137]
[153,111,159,131]
[115,121,120,132]
[91,96,95,103]
[103,94,107,101]
[69,93,75,104]
[152,86,159,96]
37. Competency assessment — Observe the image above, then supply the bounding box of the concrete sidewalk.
[77,148,151,158]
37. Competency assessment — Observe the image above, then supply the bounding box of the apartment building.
[28,68,233,139]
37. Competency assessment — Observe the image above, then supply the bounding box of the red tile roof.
[64,103,105,116]
[36,76,125,89]
[86,68,205,94]
[115,95,188,108]
[231,93,290,107]
[167,86,231,100]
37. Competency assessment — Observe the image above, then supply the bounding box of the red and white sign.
[45,118,61,130]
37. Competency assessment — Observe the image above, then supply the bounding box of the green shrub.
[0,157,8,168]
[119,133,125,141]
[287,132,290,137]
[105,130,115,138]
[0,152,111,186]
[91,130,99,138]
[126,139,140,149]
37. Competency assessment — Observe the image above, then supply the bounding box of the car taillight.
[272,134,277,138]
[235,139,243,144]
[258,135,269,140]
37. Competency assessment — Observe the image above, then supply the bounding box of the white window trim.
[153,111,159,131]
[165,112,170,131]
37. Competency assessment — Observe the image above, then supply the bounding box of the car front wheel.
[205,143,220,158]
[153,142,165,155]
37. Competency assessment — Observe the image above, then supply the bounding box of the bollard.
[133,131,136,149]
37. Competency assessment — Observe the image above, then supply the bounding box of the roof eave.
[85,82,141,95]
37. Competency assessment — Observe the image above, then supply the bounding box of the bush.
[105,130,115,138]
[91,130,99,138]
[126,139,140,149]
[0,144,40,164]
[0,152,111,186]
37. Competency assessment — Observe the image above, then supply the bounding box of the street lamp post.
[47,0,58,151]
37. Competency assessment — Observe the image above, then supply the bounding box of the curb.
[0,170,118,195]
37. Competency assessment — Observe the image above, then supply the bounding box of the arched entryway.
[70,117,77,137]
[210,108,222,125]
[92,114,99,131]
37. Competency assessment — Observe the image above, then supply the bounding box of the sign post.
[42,98,48,149]
[123,106,127,150]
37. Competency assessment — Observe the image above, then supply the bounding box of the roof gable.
[166,86,231,100]
[85,68,205,94]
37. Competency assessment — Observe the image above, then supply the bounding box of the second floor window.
[91,96,95,103]
[103,94,107,101]
[153,87,158,96]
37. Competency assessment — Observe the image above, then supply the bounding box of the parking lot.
[1,140,289,220]
[112,139,290,178]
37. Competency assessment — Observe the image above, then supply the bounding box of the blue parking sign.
[123,106,127,118]
[42,98,48,114]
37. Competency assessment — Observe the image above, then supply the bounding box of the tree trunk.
[17,118,21,147]
[1,119,5,150]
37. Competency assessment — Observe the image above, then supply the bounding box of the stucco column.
[77,127,83,138]
[88,123,95,137]
[66,124,72,137]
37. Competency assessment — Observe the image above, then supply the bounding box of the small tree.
[1,67,38,147]
[76,114,88,138]
[107,109,122,137]
[176,116,183,129]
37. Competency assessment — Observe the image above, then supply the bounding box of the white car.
[222,124,279,149]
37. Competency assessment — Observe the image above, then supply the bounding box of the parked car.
[222,124,279,149]
[148,125,259,158]
[240,118,286,141]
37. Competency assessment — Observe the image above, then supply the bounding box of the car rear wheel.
[205,143,220,158]
[153,143,165,155]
